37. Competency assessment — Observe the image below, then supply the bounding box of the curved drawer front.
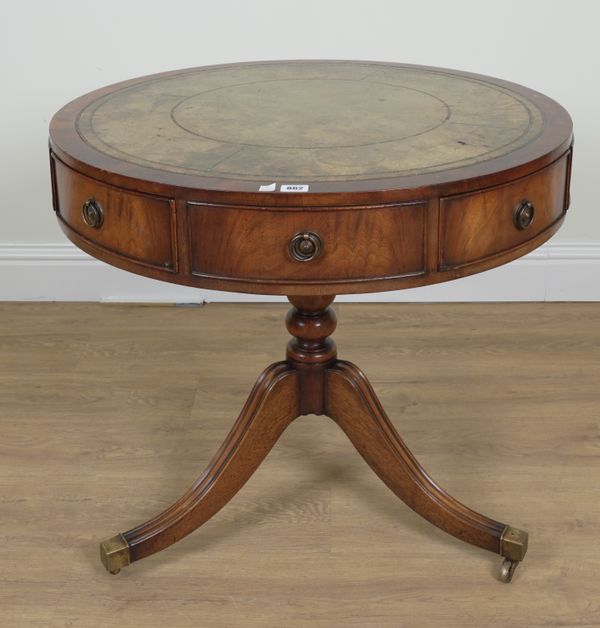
[440,154,570,269]
[52,157,176,270]
[188,202,427,285]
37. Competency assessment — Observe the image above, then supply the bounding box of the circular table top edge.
[49,59,573,206]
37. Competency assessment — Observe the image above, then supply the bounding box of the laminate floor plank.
[1,302,599,627]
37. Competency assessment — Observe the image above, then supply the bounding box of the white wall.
[1,1,599,301]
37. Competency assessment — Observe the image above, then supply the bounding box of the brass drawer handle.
[514,200,535,230]
[82,198,104,229]
[289,231,322,262]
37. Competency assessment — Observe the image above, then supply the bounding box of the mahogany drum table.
[49,60,573,583]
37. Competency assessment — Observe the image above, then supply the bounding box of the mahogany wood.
[53,159,177,271]
[49,61,573,201]
[48,61,573,579]
[188,201,427,287]
[440,155,569,269]
[113,298,514,574]
[124,361,300,562]
[49,61,573,296]
[50,151,571,295]
[325,360,506,553]
[286,295,337,415]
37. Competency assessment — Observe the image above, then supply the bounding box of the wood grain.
[48,60,574,297]
[124,361,300,562]
[325,360,506,553]
[440,154,569,268]
[50,151,572,296]
[188,201,426,284]
[53,156,177,271]
[2,302,600,626]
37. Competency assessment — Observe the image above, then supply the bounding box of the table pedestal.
[100,297,528,583]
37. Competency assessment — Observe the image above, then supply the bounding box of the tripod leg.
[100,362,300,573]
[325,360,527,582]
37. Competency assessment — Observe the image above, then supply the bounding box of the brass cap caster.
[100,534,131,574]
[498,525,527,582]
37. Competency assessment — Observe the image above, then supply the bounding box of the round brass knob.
[82,198,104,229]
[514,200,535,230]
[289,231,323,262]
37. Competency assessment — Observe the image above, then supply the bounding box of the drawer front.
[188,202,427,284]
[52,157,176,270]
[440,154,569,268]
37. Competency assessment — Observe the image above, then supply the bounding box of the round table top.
[49,61,573,297]
[50,60,572,201]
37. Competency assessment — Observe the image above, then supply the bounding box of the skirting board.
[0,241,599,302]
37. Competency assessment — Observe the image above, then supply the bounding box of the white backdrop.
[1,1,598,301]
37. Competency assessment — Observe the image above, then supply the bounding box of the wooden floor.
[1,302,600,627]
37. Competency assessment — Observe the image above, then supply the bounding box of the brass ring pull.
[514,200,535,230]
[82,198,104,229]
[289,231,323,262]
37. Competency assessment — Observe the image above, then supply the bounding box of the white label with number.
[280,184,309,192]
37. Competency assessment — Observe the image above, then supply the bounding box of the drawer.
[440,154,569,268]
[188,202,427,285]
[52,157,176,270]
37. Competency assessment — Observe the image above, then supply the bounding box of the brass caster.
[499,558,519,583]
[498,525,528,582]
[100,534,131,575]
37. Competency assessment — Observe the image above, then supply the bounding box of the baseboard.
[1,241,599,302]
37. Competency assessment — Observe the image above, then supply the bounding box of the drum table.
[49,61,573,583]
